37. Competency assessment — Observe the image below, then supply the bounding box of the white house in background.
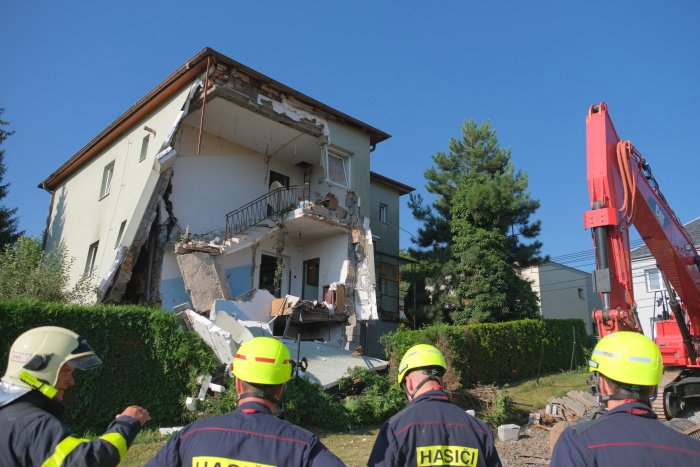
[521,260,602,334]
[630,217,700,338]
[39,48,409,356]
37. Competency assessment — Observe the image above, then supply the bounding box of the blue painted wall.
[225,265,252,297]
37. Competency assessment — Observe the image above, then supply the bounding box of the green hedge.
[0,299,217,433]
[382,319,588,388]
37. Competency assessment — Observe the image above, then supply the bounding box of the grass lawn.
[121,369,589,466]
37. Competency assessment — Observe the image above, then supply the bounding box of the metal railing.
[225,185,304,239]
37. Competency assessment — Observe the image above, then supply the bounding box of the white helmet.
[1,326,102,401]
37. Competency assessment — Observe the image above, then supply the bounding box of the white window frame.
[100,161,115,199]
[325,148,351,188]
[645,268,664,292]
[84,241,99,276]
[379,203,388,224]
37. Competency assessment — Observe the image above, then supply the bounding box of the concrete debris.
[176,250,232,313]
[196,374,212,401]
[535,390,599,427]
[184,310,240,364]
[498,424,521,442]
[211,292,274,322]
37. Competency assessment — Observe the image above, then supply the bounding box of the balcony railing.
[225,185,305,239]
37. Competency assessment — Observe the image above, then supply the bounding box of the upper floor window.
[84,241,99,276]
[326,149,350,188]
[139,135,150,162]
[379,203,388,223]
[645,268,664,292]
[114,220,126,248]
[100,161,115,199]
[577,287,585,300]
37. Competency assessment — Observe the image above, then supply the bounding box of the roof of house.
[39,47,391,191]
[370,171,415,195]
[630,217,700,259]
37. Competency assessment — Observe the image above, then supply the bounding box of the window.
[577,287,585,300]
[84,241,99,276]
[114,221,126,248]
[326,149,350,188]
[379,203,388,223]
[100,161,115,199]
[645,268,664,292]
[139,135,150,162]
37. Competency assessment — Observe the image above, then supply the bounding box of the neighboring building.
[364,172,414,357]
[630,217,700,338]
[39,48,408,357]
[521,261,602,334]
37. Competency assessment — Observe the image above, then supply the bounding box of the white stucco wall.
[45,86,194,290]
[631,255,664,338]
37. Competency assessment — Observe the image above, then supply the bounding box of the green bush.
[0,299,217,433]
[282,376,350,430]
[0,237,93,303]
[480,390,519,426]
[338,368,405,426]
[382,319,588,388]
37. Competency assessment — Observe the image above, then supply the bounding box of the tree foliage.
[0,108,22,249]
[409,120,545,323]
[0,236,93,303]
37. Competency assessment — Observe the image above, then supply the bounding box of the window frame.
[379,203,388,224]
[99,161,115,199]
[139,134,150,162]
[645,268,664,293]
[325,149,351,189]
[114,221,127,248]
[84,241,99,276]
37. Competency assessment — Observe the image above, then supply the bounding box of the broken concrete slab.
[282,339,388,389]
[176,251,232,313]
[185,310,237,364]
[210,291,274,322]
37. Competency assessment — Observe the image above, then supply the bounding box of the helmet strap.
[404,369,443,400]
[19,370,58,400]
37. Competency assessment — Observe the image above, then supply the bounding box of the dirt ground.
[495,425,553,466]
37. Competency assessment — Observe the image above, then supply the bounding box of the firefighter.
[551,331,700,466]
[368,344,502,467]
[146,336,344,466]
[0,326,150,466]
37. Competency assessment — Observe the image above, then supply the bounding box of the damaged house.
[39,48,413,360]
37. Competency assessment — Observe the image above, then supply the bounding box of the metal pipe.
[197,56,210,154]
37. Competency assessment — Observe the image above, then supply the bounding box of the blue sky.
[2,2,698,272]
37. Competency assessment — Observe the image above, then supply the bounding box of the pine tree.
[0,108,22,250]
[409,120,545,323]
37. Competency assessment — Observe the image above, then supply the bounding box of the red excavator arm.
[583,103,700,418]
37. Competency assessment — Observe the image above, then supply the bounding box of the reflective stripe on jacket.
[0,390,141,467]
[550,401,700,466]
[146,401,344,467]
[368,390,502,467]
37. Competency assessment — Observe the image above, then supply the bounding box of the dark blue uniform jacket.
[368,389,501,467]
[550,401,700,466]
[146,400,344,467]
[0,390,141,467]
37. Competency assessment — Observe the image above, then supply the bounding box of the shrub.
[338,368,405,426]
[282,376,349,430]
[0,299,217,433]
[0,236,93,303]
[480,389,519,427]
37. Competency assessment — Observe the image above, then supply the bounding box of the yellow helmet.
[397,344,447,385]
[589,331,662,387]
[232,337,292,385]
[2,326,102,399]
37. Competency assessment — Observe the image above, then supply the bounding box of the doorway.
[260,254,282,297]
[302,258,320,301]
